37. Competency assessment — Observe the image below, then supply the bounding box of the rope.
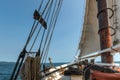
[11,0,63,79]
[36,0,53,56]
[42,0,51,15]
[37,29,46,56]
[39,0,54,59]
[29,26,42,52]
[38,0,44,11]
[43,0,63,64]
[10,1,53,79]
[26,0,52,50]
[41,0,58,64]
[24,0,46,49]
[28,0,51,51]
[29,0,53,52]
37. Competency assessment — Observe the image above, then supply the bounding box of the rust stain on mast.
[97,0,113,63]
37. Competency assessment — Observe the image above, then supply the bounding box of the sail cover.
[79,0,100,57]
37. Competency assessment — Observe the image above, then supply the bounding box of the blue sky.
[0,0,85,62]
[0,0,119,62]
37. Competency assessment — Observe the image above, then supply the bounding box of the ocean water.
[0,62,66,80]
[1,62,120,80]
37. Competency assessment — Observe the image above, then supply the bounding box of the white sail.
[79,0,100,57]
[110,0,120,45]
[106,0,120,45]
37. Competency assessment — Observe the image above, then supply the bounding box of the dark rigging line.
[28,0,51,51]
[25,0,51,49]
[29,0,53,52]
[43,0,63,64]
[29,26,42,52]
[40,0,58,65]
[44,0,63,64]
[42,0,59,64]
[27,0,52,52]
[39,0,54,55]
[38,0,44,11]
[36,0,53,56]
[42,0,51,15]
[10,0,52,80]
[24,0,46,49]
[11,0,63,79]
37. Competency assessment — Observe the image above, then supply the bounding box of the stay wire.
[38,0,44,11]
[10,1,50,80]
[43,0,63,64]
[42,0,59,64]
[40,0,58,64]
[37,29,46,56]
[31,0,51,51]
[42,0,51,15]
[24,20,36,49]
[24,0,51,49]
[37,0,53,56]
[29,0,53,52]
[24,0,45,49]
[41,0,59,64]
[29,26,42,52]
[44,0,63,63]
[41,0,54,54]
[11,19,37,80]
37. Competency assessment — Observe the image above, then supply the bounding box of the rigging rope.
[24,0,48,49]
[43,0,63,64]
[24,0,52,50]
[10,0,51,79]
[40,0,59,64]
[10,0,63,79]
[29,26,42,52]
[38,0,54,58]
[38,0,44,11]
[36,0,53,56]
[29,0,53,52]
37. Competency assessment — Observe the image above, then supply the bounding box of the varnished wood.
[97,0,113,63]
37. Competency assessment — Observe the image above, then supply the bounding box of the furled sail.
[79,0,100,57]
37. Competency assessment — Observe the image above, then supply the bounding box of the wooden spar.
[97,0,113,63]
[79,44,120,60]
[43,44,120,77]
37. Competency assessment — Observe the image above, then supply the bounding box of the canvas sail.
[79,0,100,57]
[109,0,120,45]
[106,0,120,46]
[79,0,120,57]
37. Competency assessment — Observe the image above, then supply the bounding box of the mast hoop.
[97,8,114,19]
[98,26,116,36]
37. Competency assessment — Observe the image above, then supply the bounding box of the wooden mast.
[97,0,113,63]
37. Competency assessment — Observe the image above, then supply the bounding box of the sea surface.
[0,62,67,80]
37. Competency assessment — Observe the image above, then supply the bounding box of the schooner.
[10,0,120,80]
